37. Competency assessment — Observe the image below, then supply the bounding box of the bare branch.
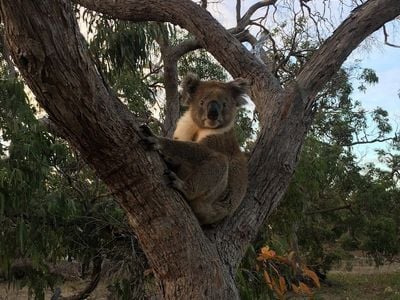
[236,0,241,24]
[306,204,352,215]
[383,24,400,48]
[238,0,277,29]
[347,136,396,146]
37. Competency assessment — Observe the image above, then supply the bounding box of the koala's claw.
[163,169,185,191]
[138,124,161,150]
[138,124,153,137]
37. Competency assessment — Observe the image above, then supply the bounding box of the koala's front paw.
[163,169,185,192]
[138,124,161,150]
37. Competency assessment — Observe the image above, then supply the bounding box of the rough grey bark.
[157,36,200,137]
[0,1,239,299]
[1,0,399,298]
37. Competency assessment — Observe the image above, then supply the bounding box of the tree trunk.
[0,1,238,298]
[1,0,399,298]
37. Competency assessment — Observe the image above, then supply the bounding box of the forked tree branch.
[0,1,238,298]
[191,0,400,269]
[2,0,400,297]
[383,24,400,48]
[237,0,277,30]
[73,0,274,82]
[73,0,283,121]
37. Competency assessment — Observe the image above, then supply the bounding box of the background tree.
[0,0,399,298]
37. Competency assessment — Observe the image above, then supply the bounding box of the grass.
[315,271,400,300]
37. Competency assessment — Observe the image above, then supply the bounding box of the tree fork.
[1,0,400,298]
[0,0,239,298]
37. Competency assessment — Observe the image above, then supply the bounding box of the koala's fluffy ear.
[229,78,250,106]
[180,73,200,105]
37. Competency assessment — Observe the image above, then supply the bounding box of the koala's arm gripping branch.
[0,1,239,298]
[157,138,214,162]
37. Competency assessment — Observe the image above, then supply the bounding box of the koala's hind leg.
[157,138,229,201]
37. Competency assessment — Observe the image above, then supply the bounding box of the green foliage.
[239,62,399,299]
[237,245,274,300]
[358,68,379,92]
[0,73,142,298]
[1,6,398,300]
[81,10,169,118]
[265,64,400,277]
[0,10,256,299]
[364,217,398,265]
[179,49,227,81]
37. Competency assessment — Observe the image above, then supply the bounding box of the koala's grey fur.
[142,73,248,225]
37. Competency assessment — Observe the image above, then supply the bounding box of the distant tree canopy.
[0,1,399,299]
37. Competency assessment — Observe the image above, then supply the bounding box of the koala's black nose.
[207,101,220,120]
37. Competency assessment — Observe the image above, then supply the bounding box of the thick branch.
[61,257,102,300]
[73,0,274,79]
[156,32,202,137]
[74,0,400,273]
[73,0,283,120]
[4,1,400,297]
[0,1,239,298]
[297,0,400,109]
[213,0,400,271]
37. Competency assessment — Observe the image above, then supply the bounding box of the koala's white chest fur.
[173,110,232,142]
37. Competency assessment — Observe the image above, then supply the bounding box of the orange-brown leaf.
[271,277,284,298]
[303,267,320,288]
[263,270,273,289]
[292,283,300,294]
[298,282,312,295]
[287,251,296,262]
[279,276,287,293]
[259,246,276,260]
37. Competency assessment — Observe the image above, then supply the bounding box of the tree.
[0,0,399,298]
[237,64,400,298]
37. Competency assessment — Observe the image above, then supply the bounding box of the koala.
[141,73,248,225]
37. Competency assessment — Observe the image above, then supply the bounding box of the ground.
[0,281,109,300]
[1,259,399,299]
[315,260,400,300]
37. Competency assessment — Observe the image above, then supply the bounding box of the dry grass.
[0,280,110,300]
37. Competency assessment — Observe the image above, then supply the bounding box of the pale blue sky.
[348,46,400,166]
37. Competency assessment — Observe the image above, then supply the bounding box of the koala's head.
[181,73,249,129]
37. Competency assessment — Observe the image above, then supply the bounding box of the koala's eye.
[200,100,204,106]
